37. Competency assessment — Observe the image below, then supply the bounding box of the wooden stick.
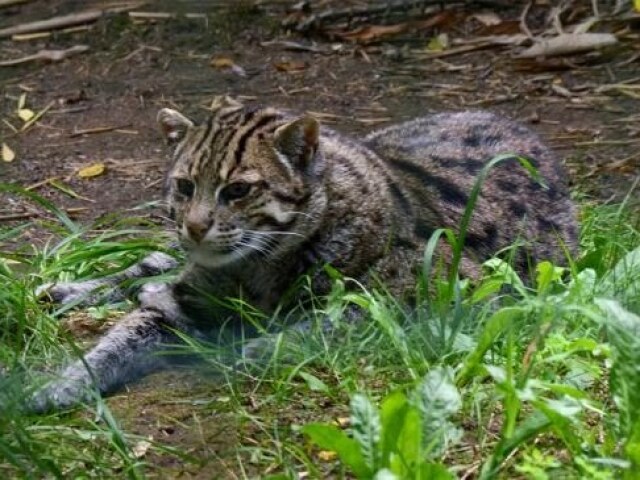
[0,3,144,38]
[0,0,31,8]
[0,11,103,38]
[0,207,87,222]
[69,124,130,138]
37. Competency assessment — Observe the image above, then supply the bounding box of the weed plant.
[0,168,638,478]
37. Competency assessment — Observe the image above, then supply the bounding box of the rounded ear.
[273,116,320,170]
[157,108,194,143]
[209,95,243,113]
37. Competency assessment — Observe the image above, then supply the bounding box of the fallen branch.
[0,3,144,38]
[284,0,510,32]
[0,207,87,222]
[516,32,617,58]
[0,45,89,67]
[0,0,31,8]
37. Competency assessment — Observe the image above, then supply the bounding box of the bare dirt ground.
[1,0,640,476]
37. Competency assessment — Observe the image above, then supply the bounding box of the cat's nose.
[185,219,211,243]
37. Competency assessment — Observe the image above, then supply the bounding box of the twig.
[20,101,54,132]
[0,45,89,67]
[417,42,495,59]
[0,207,87,222]
[128,11,207,21]
[25,176,59,191]
[69,124,131,138]
[0,0,31,8]
[519,1,534,40]
[285,0,500,32]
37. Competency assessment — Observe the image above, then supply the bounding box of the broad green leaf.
[417,367,462,457]
[301,423,370,478]
[416,462,455,480]
[598,246,640,300]
[351,393,382,472]
[373,468,398,480]
[481,257,527,296]
[380,391,410,466]
[479,413,551,479]
[397,407,422,471]
[457,307,523,386]
[298,371,329,393]
[624,420,640,480]
[471,277,505,303]
[535,261,565,294]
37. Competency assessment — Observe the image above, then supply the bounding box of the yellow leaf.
[132,440,152,459]
[78,163,105,178]
[317,450,337,461]
[426,33,449,52]
[210,56,235,69]
[2,143,15,162]
[18,108,35,122]
[335,416,350,428]
[635,0,640,12]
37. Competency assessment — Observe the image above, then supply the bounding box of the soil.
[1,0,639,476]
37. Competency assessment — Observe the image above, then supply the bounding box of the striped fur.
[30,99,578,411]
[160,100,577,297]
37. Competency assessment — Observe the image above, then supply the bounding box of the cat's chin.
[187,247,247,269]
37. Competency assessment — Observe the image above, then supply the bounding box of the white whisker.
[245,230,305,239]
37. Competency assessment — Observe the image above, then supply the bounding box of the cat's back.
[363,111,578,267]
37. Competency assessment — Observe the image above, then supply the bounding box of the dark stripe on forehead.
[233,113,279,166]
[193,117,215,154]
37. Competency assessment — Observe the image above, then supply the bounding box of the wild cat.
[32,97,577,411]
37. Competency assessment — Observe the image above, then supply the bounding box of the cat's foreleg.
[37,251,180,307]
[29,282,192,412]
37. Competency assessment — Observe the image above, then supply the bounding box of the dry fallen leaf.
[427,33,449,52]
[2,143,15,162]
[132,440,152,459]
[335,416,350,428]
[472,12,502,26]
[338,23,406,43]
[317,450,338,461]
[17,108,34,122]
[78,163,105,178]
[274,60,307,72]
[210,56,246,76]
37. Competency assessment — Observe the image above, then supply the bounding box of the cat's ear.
[273,116,320,169]
[157,108,194,143]
[209,95,243,113]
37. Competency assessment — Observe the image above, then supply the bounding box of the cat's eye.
[176,178,195,198]
[221,182,252,202]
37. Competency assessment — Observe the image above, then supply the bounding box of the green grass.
[0,180,639,478]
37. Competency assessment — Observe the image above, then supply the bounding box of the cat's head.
[157,97,327,268]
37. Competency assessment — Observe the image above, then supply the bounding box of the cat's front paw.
[36,280,116,307]
[28,379,92,413]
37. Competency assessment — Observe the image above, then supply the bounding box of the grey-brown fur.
[30,99,577,411]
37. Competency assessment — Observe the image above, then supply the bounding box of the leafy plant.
[302,368,461,479]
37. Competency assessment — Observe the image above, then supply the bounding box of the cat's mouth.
[183,232,263,268]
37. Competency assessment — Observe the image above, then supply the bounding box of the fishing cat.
[32,97,578,411]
